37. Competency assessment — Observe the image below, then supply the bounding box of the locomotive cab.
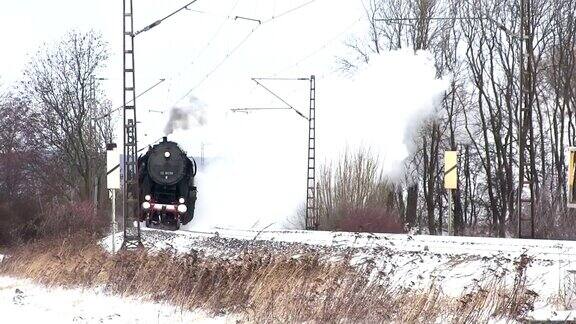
[138,137,197,230]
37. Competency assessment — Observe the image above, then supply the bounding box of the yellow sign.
[568,148,576,207]
[444,151,458,189]
[569,150,576,189]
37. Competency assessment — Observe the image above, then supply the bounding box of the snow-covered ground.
[0,276,233,323]
[102,228,576,321]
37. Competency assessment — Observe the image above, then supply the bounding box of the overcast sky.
[0,0,367,147]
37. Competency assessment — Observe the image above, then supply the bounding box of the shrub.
[38,200,108,238]
[335,205,404,233]
[0,198,41,245]
[316,148,404,233]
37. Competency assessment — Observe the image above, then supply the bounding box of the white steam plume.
[176,49,448,231]
[320,49,449,179]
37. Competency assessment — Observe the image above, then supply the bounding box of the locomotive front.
[138,137,197,230]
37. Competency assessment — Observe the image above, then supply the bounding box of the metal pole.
[121,0,143,249]
[93,176,99,215]
[232,76,316,230]
[111,189,116,254]
[448,189,453,235]
[305,75,317,230]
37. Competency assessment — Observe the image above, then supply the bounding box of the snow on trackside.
[103,228,576,321]
[0,276,235,323]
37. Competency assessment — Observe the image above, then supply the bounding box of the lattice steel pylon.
[305,75,317,230]
[230,76,318,230]
[517,0,536,239]
[121,0,143,249]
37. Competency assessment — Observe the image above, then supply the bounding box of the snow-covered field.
[7,228,576,321]
[103,228,576,321]
[0,275,233,323]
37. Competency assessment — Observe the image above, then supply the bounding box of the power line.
[163,0,242,103]
[235,16,262,24]
[231,107,292,112]
[272,15,362,76]
[173,25,260,105]
[376,16,483,22]
[239,14,360,100]
[262,0,319,23]
[94,78,166,121]
[184,8,236,19]
[190,0,243,65]
[134,0,200,36]
[172,0,322,105]
[251,78,308,119]
[376,15,524,39]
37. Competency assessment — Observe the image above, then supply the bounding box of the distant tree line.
[335,0,576,238]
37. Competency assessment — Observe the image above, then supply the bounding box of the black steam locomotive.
[138,137,197,230]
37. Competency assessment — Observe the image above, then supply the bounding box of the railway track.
[133,226,576,263]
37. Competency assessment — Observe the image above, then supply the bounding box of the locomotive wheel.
[174,220,181,231]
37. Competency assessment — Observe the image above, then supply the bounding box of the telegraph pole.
[121,0,143,249]
[306,75,317,230]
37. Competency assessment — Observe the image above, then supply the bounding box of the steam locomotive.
[138,137,197,230]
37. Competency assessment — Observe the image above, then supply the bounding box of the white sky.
[0,0,366,149]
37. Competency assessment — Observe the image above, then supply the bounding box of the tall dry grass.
[0,234,537,323]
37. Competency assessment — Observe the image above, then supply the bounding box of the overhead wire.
[164,0,242,106]
[261,0,318,23]
[134,0,200,36]
[240,14,362,107]
[184,8,236,19]
[189,0,243,67]
[272,15,363,77]
[94,78,166,121]
[173,26,260,105]
[172,0,322,106]
[98,0,199,121]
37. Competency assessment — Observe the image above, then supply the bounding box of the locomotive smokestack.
[163,136,167,143]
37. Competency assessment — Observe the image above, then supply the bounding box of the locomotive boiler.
[138,137,197,230]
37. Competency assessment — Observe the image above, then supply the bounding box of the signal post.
[444,151,458,235]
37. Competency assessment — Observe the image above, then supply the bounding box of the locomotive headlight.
[178,197,185,204]
[142,201,151,210]
[164,151,171,158]
[145,194,151,201]
[177,204,187,213]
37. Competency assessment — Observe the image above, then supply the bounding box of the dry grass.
[0,234,536,323]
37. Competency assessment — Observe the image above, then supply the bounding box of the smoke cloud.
[164,96,207,135]
[175,49,449,231]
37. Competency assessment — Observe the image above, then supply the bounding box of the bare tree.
[21,31,110,200]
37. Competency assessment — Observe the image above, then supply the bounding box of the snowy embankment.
[0,275,232,323]
[103,228,576,321]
